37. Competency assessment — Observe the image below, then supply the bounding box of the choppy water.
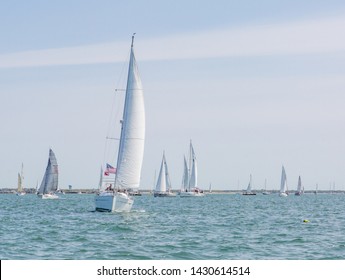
[1,193,345,259]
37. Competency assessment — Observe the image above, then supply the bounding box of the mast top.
[131,33,136,48]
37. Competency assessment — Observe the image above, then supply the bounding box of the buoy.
[303,219,309,223]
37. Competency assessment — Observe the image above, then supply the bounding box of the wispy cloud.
[1,16,345,68]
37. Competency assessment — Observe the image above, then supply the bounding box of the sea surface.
[1,193,345,260]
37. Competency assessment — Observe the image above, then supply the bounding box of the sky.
[1,0,345,191]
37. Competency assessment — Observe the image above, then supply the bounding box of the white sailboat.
[262,178,270,195]
[242,174,256,195]
[279,166,288,197]
[37,149,59,199]
[16,163,26,196]
[95,34,145,212]
[295,175,304,196]
[154,152,176,197]
[179,141,204,197]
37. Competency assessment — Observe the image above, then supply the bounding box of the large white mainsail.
[279,166,288,197]
[37,149,59,199]
[114,36,145,191]
[95,34,145,212]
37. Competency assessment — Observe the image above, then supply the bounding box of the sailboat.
[154,152,176,197]
[314,183,318,195]
[242,174,256,195]
[262,178,270,195]
[37,149,59,199]
[179,141,204,197]
[16,163,26,196]
[95,34,145,212]
[295,175,304,196]
[279,166,288,197]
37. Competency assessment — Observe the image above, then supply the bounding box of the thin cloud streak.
[1,16,345,68]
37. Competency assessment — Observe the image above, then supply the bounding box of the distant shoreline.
[0,188,344,195]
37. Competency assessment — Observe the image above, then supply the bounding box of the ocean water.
[1,193,345,260]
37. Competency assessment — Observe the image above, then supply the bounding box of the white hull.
[179,191,205,197]
[95,191,133,212]
[279,192,288,197]
[16,192,26,196]
[38,193,59,199]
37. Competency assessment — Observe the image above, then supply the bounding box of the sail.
[155,154,167,192]
[164,154,172,191]
[182,156,189,190]
[189,143,198,188]
[37,149,59,194]
[17,163,24,192]
[297,176,302,192]
[280,166,287,193]
[246,174,252,192]
[17,173,22,192]
[115,40,145,190]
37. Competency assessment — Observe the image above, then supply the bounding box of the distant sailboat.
[37,149,59,199]
[262,178,270,195]
[279,166,288,197]
[295,176,304,196]
[179,141,204,197]
[154,152,176,197]
[242,174,256,195]
[95,34,145,212]
[16,163,26,196]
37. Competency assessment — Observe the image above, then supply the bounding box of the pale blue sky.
[1,0,345,190]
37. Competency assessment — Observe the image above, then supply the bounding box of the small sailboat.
[95,34,145,212]
[262,178,270,195]
[295,176,304,196]
[154,152,176,197]
[179,141,204,197]
[279,166,288,197]
[16,163,26,196]
[37,149,59,199]
[314,183,318,195]
[242,174,256,195]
